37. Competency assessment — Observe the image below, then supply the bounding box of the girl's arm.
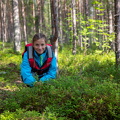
[39,54,57,82]
[21,52,36,86]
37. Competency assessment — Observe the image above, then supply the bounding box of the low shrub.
[0,47,120,120]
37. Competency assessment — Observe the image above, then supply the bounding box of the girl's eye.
[41,44,44,46]
[35,44,39,46]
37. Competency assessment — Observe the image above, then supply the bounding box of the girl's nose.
[38,45,42,49]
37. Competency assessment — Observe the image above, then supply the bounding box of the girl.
[21,33,57,87]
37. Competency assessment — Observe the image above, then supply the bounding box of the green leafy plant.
[0,46,120,120]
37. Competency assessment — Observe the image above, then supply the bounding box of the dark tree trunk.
[114,0,120,67]
[50,0,58,54]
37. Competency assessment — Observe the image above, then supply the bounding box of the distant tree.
[114,0,120,66]
[72,0,77,55]
[1,1,7,47]
[107,0,114,50]
[21,0,27,45]
[50,0,58,56]
[0,1,3,44]
[35,0,40,33]
[61,0,70,43]
[50,0,58,74]
[12,0,21,52]
[58,0,63,51]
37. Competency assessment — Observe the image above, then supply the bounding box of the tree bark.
[21,0,27,45]
[12,0,21,52]
[1,0,7,47]
[50,0,58,54]
[72,0,77,55]
[0,1,3,43]
[58,0,63,51]
[114,0,120,66]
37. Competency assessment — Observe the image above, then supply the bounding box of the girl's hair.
[32,33,47,43]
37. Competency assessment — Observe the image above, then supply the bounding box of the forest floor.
[0,48,120,120]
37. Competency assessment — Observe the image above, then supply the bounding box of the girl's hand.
[34,81,42,87]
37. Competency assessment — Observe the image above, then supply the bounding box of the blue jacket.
[21,48,57,86]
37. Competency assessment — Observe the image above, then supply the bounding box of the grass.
[0,45,120,120]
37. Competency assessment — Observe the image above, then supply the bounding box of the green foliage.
[63,1,115,52]
[0,109,41,120]
[0,47,120,120]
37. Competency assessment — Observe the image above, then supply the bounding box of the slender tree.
[0,1,3,43]
[12,0,21,52]
[58,0,63,51]
[0,1,1,41]
[50,0,58,75]
[35,0,40,33]
[72,0,77,55]
[107,0,114,50]
[1,0,7,47]
[76,0,83,48]
[7,1,14,42]
[114,0,120,66]
[21,0,27,44]
[50,0,58,55]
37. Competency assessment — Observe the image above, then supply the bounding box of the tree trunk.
[50,0,58,75]
[12,0,21,52]
[0,1,1,41]
[72,0,77,55]
[114,0,120,66]
[50,0,58,55]
[35,0,43,33]
[1,0,7,47]
[108,0,114,50]
[32,1,36,33]
[41,0,45,31]
[21,0,27,45]
[0,1,3,43]
[77,0,83,48]
[58,0,63,51]
[7,1,14,42]
[62,0,69,43]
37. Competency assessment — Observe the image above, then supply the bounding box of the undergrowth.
[0,46,120,120]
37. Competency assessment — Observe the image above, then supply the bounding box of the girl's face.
[33,38,47,54]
